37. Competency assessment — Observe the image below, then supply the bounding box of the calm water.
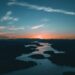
[2,41,75,75]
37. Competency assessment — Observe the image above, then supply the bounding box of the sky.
[0,0,75,39]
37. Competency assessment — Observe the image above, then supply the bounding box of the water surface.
[2,41,75,75]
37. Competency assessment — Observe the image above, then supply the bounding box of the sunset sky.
[0,0,75,39]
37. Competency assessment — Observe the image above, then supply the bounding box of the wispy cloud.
[8,26,25,30]
[1,11,12,22]
[8,1,75,16]
[0,26,6,30]
[0,32,16,39]
[0,11,19,22]
[31,24,44,29]
[0,26,25,31]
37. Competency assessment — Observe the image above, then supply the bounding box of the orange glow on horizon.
[0,32,75,39]
[15,33,75,39]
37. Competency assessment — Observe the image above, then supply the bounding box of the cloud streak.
[0,26,6,30]
[0,11,19,22]
[0,26,25,31]
[8,26,25,30]
[31,24,44,29]
[8,1,75,16]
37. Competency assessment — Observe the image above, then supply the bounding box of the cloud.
[0,11,19,22]
[0,26,25,31]
[7,1,75,16]
[0,26,6,30]
[8,26,25,30]
[0,32,16,39]
[13,18,19,21]
[31,24,44,29]
[1,11,12,22]
[7,11,12,15]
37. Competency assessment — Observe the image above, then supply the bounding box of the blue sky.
[0,0,75,39]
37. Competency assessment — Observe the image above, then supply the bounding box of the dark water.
[2,41,75,75]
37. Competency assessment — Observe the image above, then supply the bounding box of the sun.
[37,35,43,39]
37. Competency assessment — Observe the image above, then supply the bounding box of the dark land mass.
[31,42,43,46]
[0,39,38,74]
[0,60,37,74]
[44,51,54,55]
[50,39,75,52]
[0,39,75,74]
[47,39,75,67]
[63,72,75,75]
